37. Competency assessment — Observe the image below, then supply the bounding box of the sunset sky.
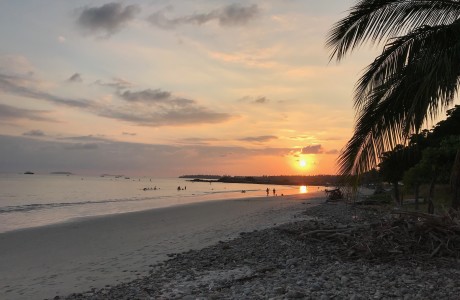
[0,0,381,177]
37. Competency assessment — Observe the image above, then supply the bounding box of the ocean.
[0,173,319,233]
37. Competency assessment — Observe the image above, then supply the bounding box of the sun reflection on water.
[299,185,308,193]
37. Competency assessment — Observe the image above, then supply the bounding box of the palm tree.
[326,1,460,208]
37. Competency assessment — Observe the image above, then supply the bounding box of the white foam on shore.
[0,174,320,233]
[0,193,324,300]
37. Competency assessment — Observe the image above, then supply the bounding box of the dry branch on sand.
[296,209,460,261]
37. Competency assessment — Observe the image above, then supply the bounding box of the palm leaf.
[339,20,460,175]
[327,0,460,61]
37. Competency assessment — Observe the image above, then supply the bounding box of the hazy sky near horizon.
[0,0,382,176]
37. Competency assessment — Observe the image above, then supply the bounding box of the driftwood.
[300,210,460,260]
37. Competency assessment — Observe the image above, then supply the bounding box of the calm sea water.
[0,174,320,233]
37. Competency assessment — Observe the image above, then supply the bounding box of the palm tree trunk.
[451,149,460,210]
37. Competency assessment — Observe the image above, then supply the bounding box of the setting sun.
[299,160,307,168]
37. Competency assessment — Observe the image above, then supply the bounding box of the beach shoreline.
[0,193,322,300]
[65,202,460,300]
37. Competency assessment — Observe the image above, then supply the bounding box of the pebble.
[64,203,460,300]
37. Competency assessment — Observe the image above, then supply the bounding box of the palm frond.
[327,0,460,61]
[338,20,460,175]
[355,20,460,109]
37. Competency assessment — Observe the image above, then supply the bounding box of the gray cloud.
[301,145,324,154]
[299,145,338,155]
[254,97,269,104]
[239,135,277,143]
[148,4,259,29]
[120,89,194,107]
[99,105,232,127]
[219,4,259,26]
[0,103,54,122]
[239,95,270,104]
[0,73,93,108]
[77,2,140,36]
[67,73,82,83]
[94,78,133,90]
[23,130,45,137]
[120,89,172,103]
[103,88,233,126]
[122,132,136,136]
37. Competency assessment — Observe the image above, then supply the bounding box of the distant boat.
[24,171,34,175]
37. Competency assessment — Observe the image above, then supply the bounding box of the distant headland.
[179,174,342,186]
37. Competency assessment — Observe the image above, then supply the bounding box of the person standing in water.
[266,188,269,196]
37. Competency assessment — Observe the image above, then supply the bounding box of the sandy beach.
[0,193,322,300]
[64,201,460,300]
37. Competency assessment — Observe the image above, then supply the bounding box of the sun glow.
[299,159,306,168]
[290,154,318,174]
[300,185,308,193]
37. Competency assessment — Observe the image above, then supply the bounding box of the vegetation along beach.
[2,0,460,299]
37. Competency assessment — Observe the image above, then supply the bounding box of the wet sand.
[0,193,323,300]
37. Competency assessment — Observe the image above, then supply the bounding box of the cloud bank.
[101,88,233,126]
[0,73,93,108]
[0,135,292,175]
[0,103,54,122]
[0,72,232,127]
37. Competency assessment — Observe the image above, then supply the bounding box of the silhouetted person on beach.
[273,188,276,196]
[266,188,269,196]
[177,186,181,191]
